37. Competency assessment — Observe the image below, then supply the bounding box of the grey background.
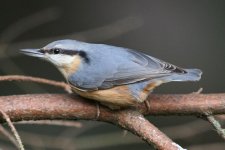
[0,0,224,149]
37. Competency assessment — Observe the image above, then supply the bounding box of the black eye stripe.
[62,49,79,55]
[41,48,90,63]
[43,48,79,55]
[50,48,78,55]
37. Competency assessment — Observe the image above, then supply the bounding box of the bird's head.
[20,40,89,77]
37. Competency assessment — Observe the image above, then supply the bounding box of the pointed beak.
[20,49,44,58]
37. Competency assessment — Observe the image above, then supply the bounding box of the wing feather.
[99,49,186,89]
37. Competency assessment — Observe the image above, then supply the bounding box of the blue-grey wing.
[68,44,186,91]
[101,49,186,87]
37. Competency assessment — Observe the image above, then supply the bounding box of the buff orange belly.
[72,85,138,107]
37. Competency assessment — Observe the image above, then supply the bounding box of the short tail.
[164,69,202,82]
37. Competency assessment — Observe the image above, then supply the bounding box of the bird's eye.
[52,48,61,54]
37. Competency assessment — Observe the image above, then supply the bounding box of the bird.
[20,39,202,108]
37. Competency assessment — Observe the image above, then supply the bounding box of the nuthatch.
[21,40,202,108]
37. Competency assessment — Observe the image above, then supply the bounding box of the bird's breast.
[71,85,137,107]
[70,80,163,107]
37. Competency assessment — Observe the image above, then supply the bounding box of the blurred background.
[0,0,225,149]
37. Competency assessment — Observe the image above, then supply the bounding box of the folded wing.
[68,44,188,91]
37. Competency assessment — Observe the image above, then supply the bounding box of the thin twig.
[0,124,18,148]
[0,110,25,150]
[15,120,82,128]
[206,115,225,140]
[192,87,203,94]
[0,75,72,93]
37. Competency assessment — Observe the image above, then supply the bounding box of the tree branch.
[0,75,71,93]
[1,75,224,149]
[0,93,224,149]
[1,93,225,122]
[112,110,180,150]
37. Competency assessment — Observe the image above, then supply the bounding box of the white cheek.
[48,54,75,67]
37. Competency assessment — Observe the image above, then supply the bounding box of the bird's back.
[69,42,201,91]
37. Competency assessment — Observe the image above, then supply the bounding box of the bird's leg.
[95,102,100,120]
[144,100,151,113]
